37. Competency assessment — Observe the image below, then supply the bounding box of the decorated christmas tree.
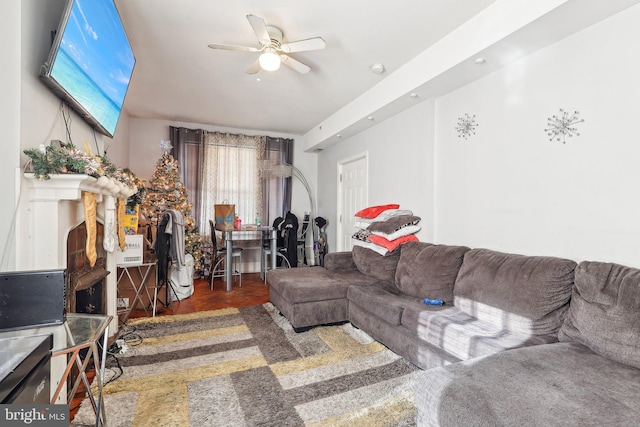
[140,141,203,274]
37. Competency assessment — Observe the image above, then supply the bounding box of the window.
[171,127,293,236]
[199,133,263,232]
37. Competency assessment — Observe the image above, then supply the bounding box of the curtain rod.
[175,126,294,142]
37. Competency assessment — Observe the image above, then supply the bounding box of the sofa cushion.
[352,239,389,256]
[394,242,470,302]
[370,225,421,241]
[401,304,557,361]
[354,209,414,229]
[367,215,421,235]
[559,261,640,369]
[352,245,401,283]
[354,203,399,218]
[368,233,418,253]
[347,283,418,326]
[323,251,356,271]
[267,266,376,304]
[351,228,372,241]
[414,341,640,427]
[454,248,576,335]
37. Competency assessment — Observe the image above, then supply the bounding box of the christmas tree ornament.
[159,139,173,154]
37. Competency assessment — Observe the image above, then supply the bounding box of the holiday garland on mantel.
[24,140,147,266]
[23,141,146,206]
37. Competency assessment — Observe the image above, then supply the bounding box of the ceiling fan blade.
[281,54,311,74]
[246,14,271,46]
[208,43,260,53]
[280,37,326,53]
[246,59,261,75]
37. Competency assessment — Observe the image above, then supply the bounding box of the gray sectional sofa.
[414,259,640,426]
[266,242,640,426]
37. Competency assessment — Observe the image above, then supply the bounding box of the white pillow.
[352,239,388,256]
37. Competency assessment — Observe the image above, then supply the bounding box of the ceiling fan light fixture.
[209,15,324,74]
[259,48,281,71]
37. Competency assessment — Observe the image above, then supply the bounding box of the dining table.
[216,225,277,291]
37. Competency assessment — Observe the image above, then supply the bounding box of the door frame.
[336,152,368,252]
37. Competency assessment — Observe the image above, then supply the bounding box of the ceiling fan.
[208,14,326,75]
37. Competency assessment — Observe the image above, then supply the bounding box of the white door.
[337,153,368,251]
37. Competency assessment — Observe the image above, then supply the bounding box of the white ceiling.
[115,0,640,150]
[114,0,499,136]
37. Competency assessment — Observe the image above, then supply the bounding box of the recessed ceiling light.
[336,134,342,138]
[370,63,385,74]
[256,77,261,82]
[367,116,374,121]
[475,57,486,65]
[409,93,418,98]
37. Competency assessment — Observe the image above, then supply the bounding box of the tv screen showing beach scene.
[41,0,135,137]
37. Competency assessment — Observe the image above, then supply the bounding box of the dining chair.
[209,220,243,289]
[260,222,291,283]
[297,213,310,265]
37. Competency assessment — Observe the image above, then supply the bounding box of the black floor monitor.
[0,269,66,331]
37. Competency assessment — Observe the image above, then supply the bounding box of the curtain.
[198,132,266,235]
[263,137,294,226]
[170,127,293,238]
[170,126,203,228]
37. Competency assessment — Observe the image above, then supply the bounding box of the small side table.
[116,261,158,323]
[51,313,112,427]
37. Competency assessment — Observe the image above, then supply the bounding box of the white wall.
[0,1,22,271]
[318,100,436,253]
[435,3,640,267]
[318,3,640,267]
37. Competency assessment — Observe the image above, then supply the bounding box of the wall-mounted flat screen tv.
[40,0,135,138]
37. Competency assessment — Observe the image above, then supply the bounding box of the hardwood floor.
[128,272,271,320]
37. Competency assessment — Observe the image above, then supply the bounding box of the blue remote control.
[423,298,444,306]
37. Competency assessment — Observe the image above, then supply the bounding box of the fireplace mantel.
[18,173,135,336]
[24,172,136,202]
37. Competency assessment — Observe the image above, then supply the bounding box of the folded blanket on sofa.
[367,215,421,233]
[355,209,414,226]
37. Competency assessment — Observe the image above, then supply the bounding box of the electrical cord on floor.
[102,346,123,386]
[117,324,144,347]
[92,324,144,387]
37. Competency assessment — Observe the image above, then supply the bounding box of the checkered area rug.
[73,303,419,426]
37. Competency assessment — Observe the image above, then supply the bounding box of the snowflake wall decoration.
[455,113,478,140]
[544,109,584,143]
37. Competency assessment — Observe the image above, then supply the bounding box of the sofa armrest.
[324,251,357,270]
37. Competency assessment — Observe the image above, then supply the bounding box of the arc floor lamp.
[258,159,318,266]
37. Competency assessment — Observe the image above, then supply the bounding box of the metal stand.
[51,314,112,427]
[116,262,157,323]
